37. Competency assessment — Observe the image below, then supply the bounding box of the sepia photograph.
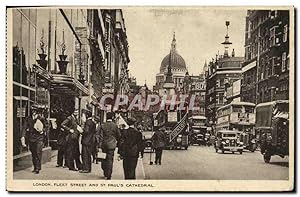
[5,6,295,192]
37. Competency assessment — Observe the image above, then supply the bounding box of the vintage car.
[214,130,244,154]
[255,100,289,163]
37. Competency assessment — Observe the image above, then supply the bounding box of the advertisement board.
[168,112,177,122]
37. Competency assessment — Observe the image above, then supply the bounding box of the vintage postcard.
[6,6,295,192]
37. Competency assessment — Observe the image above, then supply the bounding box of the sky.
[123,7,247,88]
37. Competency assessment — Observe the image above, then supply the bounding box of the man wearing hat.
[152,126,167,165]
[97,112,120,180]
[61,109,82,171]
[80,110,96,173]
[21,105,45,174]
[92,116,101,164]
[118,117,143,179]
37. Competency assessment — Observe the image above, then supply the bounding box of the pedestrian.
[137,125,146,158]
[151,127,167,165]
[56,117,67,168]
[97,112,120,180]
[80,111,96,173]
[92,116,101,164]
[61,109,82,171]
[20,106,45,174]
[118,117,143,179]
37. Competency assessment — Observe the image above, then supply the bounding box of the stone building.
[188,74,206,116]
[241,10,290,104]
[101,10,130,98]
[11,8,131,169]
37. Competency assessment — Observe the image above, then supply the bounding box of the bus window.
[233,106,243,113]
[245,106,254,113]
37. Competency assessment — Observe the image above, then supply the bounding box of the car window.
[223,133,236,137]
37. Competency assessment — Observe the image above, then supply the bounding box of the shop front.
[49,74,89,148]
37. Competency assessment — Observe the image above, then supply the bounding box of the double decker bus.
[216,101,257,151]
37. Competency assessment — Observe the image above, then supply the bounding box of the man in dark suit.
[97,112,120,180]
[118,117,143,179]
[56,116,67,168]
[152,127,167,165]
[80,111,96,173]
[61,109,82,171]
[21,106,45,174]
[92,116,101,164]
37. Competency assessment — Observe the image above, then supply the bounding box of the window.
[220,78,225,87]
[233,106,243,113]
[270,57,275,75]
[218,93,224,104]
[283,25,288,42]
[216,79,220,87]
[246,46,251,60]
[282,52,287,72]
[270,27,276,47]
[260,66,264,80]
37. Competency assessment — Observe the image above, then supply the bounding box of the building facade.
[205,21,243,128]
[188,74,206,116]
[101,10,130,97]
[11,8,131,165]
[241,10,290,104]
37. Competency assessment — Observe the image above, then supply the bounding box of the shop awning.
[50,74,89,97]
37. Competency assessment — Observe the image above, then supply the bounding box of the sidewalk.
[13,151,145,180]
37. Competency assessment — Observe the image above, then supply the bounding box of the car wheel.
[232,151,235,154]
[239,150,243,155]
[264,154,271,163]
[185,146,188,150]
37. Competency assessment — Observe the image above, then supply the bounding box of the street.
[14,146,289,180]
[13,151,145,180]
[142,146,289,180]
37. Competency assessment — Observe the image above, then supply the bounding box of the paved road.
[142,146,289,180]
[14,151,144,180]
